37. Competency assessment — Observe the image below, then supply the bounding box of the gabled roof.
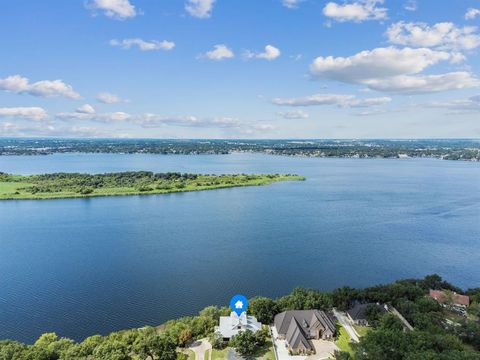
[274,310,336,351]
[285,317,311,351]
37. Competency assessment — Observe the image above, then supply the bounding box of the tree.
[229,330,257,357]
[365,305,384,328]
[334,350,353,360]
[332,287,357,311]
[248,297,278,324]
[378,314,404,332]
[92,340,130,360]
[209,332,225,350]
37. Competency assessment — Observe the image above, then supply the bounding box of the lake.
[1,153,479,343]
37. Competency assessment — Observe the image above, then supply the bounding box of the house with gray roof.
[273,310,336,355]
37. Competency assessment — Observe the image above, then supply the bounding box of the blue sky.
[0,0,479,138]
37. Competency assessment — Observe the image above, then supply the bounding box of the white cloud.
[309,47,479,94]
[282,0,302,9]
[273,93,356,106]
[110,38,175,51]
[139,114,274,133]
[76,104,96,114]
[86,0,137,20]
[56,111,131,122]
[0,107,48,121]
[203,44,234,60]
[386,22,480,50]
[96,92,128,104]
[465,8,480,20]
[425,95,480,114]
[272,93,391,107]
[244,45,281,60]
[404,0,417,11]
[0,75,80,99]
[310,47,453,83]
[185,0,215,18]
[322,0,387,23]
[369,72,480,94]
[277,110,309,119]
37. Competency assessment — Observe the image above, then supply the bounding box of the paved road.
[189,339,212,360]
[332,309,360,343]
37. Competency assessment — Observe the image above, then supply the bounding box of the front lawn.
[335,325,354,355]
[211,348,228,360]
[353,325,370,337]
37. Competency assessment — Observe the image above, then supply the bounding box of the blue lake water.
[0,153,479,343]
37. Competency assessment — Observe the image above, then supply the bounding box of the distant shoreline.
[1,139,478,161]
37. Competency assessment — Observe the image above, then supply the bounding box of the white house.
[216,312,262,340]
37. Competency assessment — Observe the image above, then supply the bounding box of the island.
[0,171,305,200]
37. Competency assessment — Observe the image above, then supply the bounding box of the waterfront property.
[346,304,388,326]
[217,312,262,340]
[429,289,470,307]
[429,289,471,316]
[273,310,336,355]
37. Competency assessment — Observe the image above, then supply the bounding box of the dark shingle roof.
[274,310,336,352]
[347,303,386,321]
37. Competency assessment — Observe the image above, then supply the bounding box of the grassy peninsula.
[0,171,305,200]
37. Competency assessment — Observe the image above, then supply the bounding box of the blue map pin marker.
[230,294,248,317]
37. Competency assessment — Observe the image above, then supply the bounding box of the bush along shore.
[0,275,479,359]
[0,172,305,200]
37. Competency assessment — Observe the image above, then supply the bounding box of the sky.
[0,0,479,139]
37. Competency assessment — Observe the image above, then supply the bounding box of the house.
[347,303,388,326]
[429,289,470,307]
[273,310,336,355]
[216,311,262,340]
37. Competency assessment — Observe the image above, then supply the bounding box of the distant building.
[429,289,470,307]
[216,312,262,340]
[273,310,336,355]
[347,303,388,326]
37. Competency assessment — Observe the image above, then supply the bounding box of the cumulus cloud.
[310,47,452,82]
[282,0,302,9]
[0,107,48,121]
[309,47,479,94]
[202,44,234,60]
[276,110,309,119]
[0,75,80,99]
[86,0,137,20]
[465,8,480,20]
[272,93,391,107]
[96,92,128,104]
[185,0,215,18]
[386,22,480,50]
[76,104,96,114]
[322,0,387,23]
[110,38,175,51]
[244,45,281,60]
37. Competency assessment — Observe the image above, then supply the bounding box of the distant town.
[1,275,479,360]
[1,139,479,161]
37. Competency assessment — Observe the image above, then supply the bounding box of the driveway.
[310,340,339,360]
[332,309,359,343]
[189,339,212,360]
